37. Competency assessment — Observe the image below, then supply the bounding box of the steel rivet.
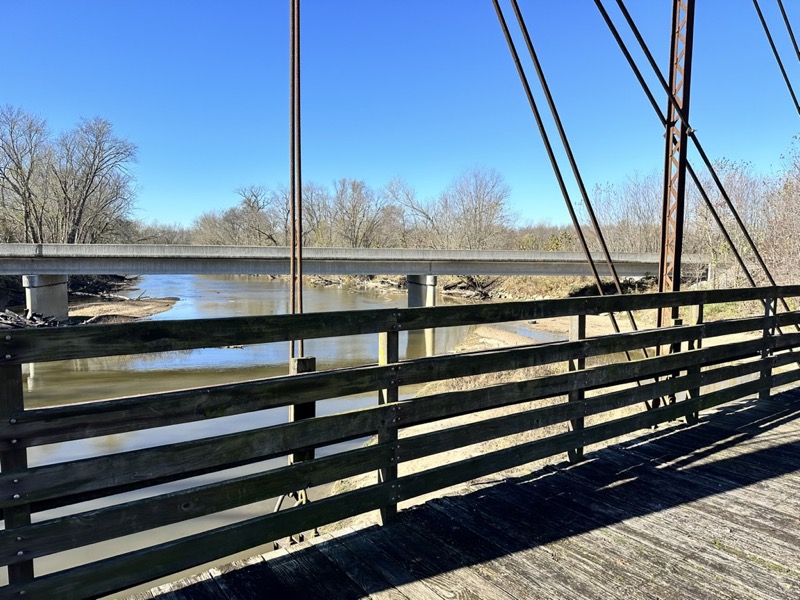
[12,479,19,484]
[10,439,18,444]
[4,335,10,341]
[9,418,17,424]
[4,354,10,360]
[12,494,20,500]
[16,551,23,556]
[15,536,22,542]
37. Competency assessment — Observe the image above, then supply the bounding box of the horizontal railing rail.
[1,285,799,598]
[4,286,798,366]
[6,310,799,453]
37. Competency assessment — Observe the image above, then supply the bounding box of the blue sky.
[3,1,799,227]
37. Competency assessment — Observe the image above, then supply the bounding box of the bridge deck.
[134,390,800,600]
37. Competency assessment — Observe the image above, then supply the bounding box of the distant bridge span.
[0,244,709,320]
[0,243,708,278]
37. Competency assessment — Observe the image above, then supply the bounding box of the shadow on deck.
[140,391,800,600]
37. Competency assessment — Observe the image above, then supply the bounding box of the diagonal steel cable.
[508,0,649,353]
[753,0,800,115]
[777,0,800,64]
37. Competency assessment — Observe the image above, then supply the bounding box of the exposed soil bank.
[68,297,178,323]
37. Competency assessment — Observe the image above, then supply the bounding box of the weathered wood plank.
[0,442,393,567]
[0,479,397,599]
[208,554,286,599]
[378,330,400,524]
[0,402,393,510]
[360,519,517,600]
[0,365,33,583]
[1,360,397,450]
[396,354,780,466]
[536,451,800,597]
[142,569,223,600]
[0,309,399,365]
[480,482,749,600]
[395,336,774,439]
[279,542,369,599]
[6,310,795,454]
[395,286,800,332]
[401,501,575,600]
[425,496,615,599]
[437,489,654,600]
[5,285,800,365]
[311,531,411,600]
[334,526,444,600]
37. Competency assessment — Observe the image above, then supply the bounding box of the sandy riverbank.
[68,297,178,323]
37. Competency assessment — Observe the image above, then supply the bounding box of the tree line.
[0,106,136,244]
[3,105,800,285]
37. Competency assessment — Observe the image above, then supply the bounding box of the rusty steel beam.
[289,0,305,358]
[658,0,695,326]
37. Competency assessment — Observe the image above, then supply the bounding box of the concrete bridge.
[0,243,708,320]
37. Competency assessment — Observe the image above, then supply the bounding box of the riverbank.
[68,296,179,323]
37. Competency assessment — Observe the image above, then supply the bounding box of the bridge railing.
[1,286,800,598]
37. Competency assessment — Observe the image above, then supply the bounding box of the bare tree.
[687,159,777,286]
[0,108,137,243]
[0,105,51,242]
[589,171,661,254]
[49,117,137,243]
[446,167,513,250]
[331,178,387,248]
[303,182,333,246]
[398,167,513,250]
[234,185,285,245]
[124,220,192,244]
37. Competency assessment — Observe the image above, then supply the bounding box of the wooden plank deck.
[133,390,800,600]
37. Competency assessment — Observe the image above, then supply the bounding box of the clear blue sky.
[3,1,798,227]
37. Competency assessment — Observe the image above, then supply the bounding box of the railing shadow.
[151,390,800,598]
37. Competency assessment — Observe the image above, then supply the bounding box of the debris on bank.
[0,309,58,329]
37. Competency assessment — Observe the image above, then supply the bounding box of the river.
[25,274,476,462]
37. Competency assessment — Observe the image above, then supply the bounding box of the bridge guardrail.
[1,285,799,598]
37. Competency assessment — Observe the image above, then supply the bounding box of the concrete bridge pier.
[23,275,69,322]
[407,275,437,308]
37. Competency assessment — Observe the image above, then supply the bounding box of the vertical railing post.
[685,304,703,425]
[568,314,586,464]
[378,329,399,524]
[759,297,777,402]
[1,364,34,583]
[289,356,317,464]
[272,356,319,548]
[666,317,684,408]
